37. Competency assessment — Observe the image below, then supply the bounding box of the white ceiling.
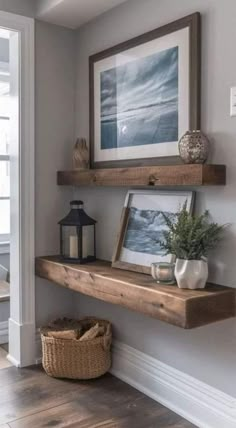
[36,0,129,29]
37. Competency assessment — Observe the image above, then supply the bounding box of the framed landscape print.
[89,13,201,168]
[112,190,195,274]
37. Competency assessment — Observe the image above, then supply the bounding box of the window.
[0,59,10,244]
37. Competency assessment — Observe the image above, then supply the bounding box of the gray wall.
[74,0,236,397]
[35,20,76,326]
[0,0,34,17]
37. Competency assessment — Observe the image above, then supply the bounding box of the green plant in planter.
[160,202,226,260]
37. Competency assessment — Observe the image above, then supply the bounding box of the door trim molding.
[0,11,35,367]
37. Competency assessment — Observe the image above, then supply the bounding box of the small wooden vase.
[73,138,89,169]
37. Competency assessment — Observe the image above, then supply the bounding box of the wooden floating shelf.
[57,164,226,187]
[35,256,235,329]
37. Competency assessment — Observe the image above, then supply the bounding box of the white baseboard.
[0,320,8,344]
[34,333,236,428]
[7,354,20,367]
[111,341,236,428]
[8,318,36,367]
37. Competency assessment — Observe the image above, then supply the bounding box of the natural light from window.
[0,30,10,240]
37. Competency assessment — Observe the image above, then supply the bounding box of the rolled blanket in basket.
[79,323,105,341]
[47,330,78,340]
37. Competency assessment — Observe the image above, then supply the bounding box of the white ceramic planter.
[175,259,208,289]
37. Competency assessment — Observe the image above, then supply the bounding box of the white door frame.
[0,11,35,367]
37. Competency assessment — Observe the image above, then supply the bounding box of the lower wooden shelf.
[35,256,236,329]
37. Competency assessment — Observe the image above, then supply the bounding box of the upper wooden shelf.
[57,164,226,187]
[35,256,235,329]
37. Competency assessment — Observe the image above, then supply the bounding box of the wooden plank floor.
[0,365,197,428]
[0,346,12,370]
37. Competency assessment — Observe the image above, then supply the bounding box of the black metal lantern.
[58,200,96,264]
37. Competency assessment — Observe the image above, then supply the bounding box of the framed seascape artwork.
[89,13,201,168]
[112,190,195,274]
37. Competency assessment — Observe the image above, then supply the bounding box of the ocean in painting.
[100,46,178,150]
[123,207,176,256]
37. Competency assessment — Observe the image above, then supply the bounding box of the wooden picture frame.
[89,12,201,169]
[112,190,195,274]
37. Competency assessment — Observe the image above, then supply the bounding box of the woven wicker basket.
[41,318,112,380]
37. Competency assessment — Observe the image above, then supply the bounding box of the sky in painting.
[100,46,178,149]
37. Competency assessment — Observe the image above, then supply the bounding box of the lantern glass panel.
[83,225,95,258]
[62,226,79,259]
